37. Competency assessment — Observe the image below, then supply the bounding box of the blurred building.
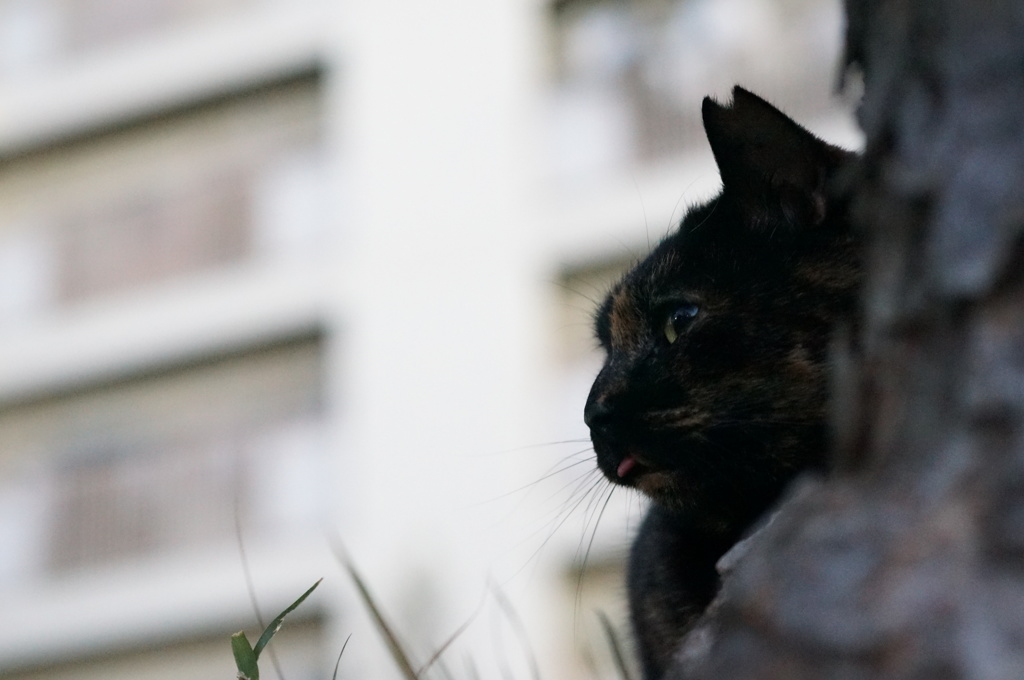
[0,1,857,679]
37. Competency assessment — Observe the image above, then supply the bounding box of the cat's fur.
[583,87,859,680]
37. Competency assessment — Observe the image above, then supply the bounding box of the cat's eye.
[663,303,699,344]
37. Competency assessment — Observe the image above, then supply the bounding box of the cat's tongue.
[617,456,637,478]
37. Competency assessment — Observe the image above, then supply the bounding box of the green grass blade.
[597,611,635,680]
[331,633,353,680]
[416,590,487,678]
[463,655,481,680]
[231,631,260,680]
[253,578,323,659]
[331,542,419,680]
[492,583,542,680]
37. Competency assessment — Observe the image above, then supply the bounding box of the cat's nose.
[584,399,613,431]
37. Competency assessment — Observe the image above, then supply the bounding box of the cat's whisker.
[507,471,607,581]
[627,174,651,252]
[465,449,597,549]
[473,438,593,458]
[575,478,611,560]
[493,463,601,560]
[566,477,611,577]
[550,278,606,309]
[666,175,710,239]
[513,466,602,550]
[686,193,720,234]
[573,484,617,629]
[509,450,602,517]
[476,456,596,515]
[473,447,595,506]
[573,481,610,577]
[550,470,607,531]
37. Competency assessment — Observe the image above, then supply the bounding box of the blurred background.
[0,1,858,679]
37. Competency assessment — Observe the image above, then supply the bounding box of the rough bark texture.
[669,2,1024,678]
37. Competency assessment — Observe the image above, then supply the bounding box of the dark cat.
[583,87,859,679]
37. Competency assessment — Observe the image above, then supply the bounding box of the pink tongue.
[617,456,637,478]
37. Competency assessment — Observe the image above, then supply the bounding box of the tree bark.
[670,2,1024,678]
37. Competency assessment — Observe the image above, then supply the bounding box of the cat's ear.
[701,86,854,230]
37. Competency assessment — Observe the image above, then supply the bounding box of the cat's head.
[584,87,859,532]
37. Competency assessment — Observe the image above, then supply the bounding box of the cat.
[583,86,860,680]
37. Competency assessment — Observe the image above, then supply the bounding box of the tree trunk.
[671,2,1024,678]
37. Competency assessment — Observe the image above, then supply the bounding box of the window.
[547,0,845,181]
[0,0,298,66]
[0,77,327,318]
[0,339,326,580]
